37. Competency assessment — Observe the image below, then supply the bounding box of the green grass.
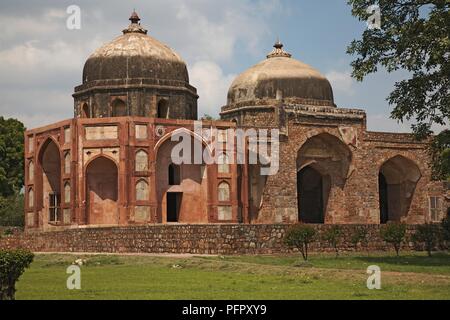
[15,252,450,300]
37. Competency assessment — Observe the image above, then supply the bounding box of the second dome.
[227,42,335,107]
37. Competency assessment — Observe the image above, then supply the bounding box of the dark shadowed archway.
[297,166,325,224]
[379,155,421,223]
[296,133,352,224]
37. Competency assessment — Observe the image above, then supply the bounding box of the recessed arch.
[38,137,62,223]
[64,152,71,175]
[157,99,169,119]
[136,179,149,201]
[379,155,421,223]
[28,160,34,182]
[135,150,149,172]
[64,182,71,204]
[111,98,127,117]
[296,133,351,223]
[82,103,90,118]
[85,156,119,225]
[28,187,34,209]
[218,153,230,174]
[156,132,209,224]
[218,181,231,202]
[154,127,213,160]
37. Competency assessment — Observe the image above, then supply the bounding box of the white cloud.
[189,61,236,117]
[0,1,286,128]
[326,70,356,96]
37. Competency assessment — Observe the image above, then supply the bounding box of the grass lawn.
[15,251,450,300]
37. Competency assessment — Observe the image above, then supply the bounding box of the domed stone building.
[22,12,447,232]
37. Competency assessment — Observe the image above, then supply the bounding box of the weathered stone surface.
[0,225,426,254]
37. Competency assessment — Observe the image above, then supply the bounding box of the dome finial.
[129,10,140,24]
[267,38,292,59]
[123,10,148,35]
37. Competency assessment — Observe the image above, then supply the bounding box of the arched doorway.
[155,130,209,223]
[157,100,169,119]
[296,133,352,224]
[86,157,119,225]
[297,166,325,224]
[82,103,90,118]
[39,139,61,224]
[379,156,421,223]
[111,99,127,117]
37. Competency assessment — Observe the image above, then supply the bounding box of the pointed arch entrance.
[38,138,61,224]
[379,155,421,223]
[155,129,209,223]
[85,156,119,225]
[296,133,352,224]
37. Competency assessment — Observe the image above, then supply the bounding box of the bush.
[380,223,407,257]
[0,249,34,300]
[412,223,440,257]
[350,226,369,251]
[442,216,450,242]
[284,224,317,261]
[322,225,343,258]
[0,194,24,227]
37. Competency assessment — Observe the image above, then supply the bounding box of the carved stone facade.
[23,12,448,233]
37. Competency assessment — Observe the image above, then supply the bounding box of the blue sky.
[0,0,443,132]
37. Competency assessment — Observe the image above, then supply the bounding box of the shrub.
[350,226,369,251]
[284,224,316,261]
[3,228,13,236]
[442,216,450,242]
[0,194,24,227]
[322,225,343,258]
[380,223,407,257]
[0,249,34,300]
[412,223,440,257]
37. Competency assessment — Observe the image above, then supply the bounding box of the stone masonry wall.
[0,224,426,255]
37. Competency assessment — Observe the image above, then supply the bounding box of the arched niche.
[296,133,352,223]
[379,155,421,223]
[85,156,119,225]
[111,98,127,117]
[38,138,62,223]
[155,130,209,223]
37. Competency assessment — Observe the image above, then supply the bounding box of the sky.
[0,0,445,133]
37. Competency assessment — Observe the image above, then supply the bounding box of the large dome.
[82,11,188,83]
[227,42,334,107]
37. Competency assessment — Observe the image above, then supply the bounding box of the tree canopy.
[347,0,449,138]
[0,117,25,197]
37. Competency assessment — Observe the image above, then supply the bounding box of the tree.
[350,226,370,252]
[0,194,24,227]
[380,223,407,256]
[0,249,34,300]
[429,129,450,181]
[0,117,25,197]
[412,223,440,256]
[442,216,450,243]
[284,224,317,261]
[347,0,450,139]
[322,225,343,258]
[200,114,216,121]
